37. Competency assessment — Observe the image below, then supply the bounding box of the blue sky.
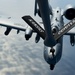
[0,0,74,23]
[50,0,75,8]
[0,0,35,17]
[0,0,74,16]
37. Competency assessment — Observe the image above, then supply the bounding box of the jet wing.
[0,17,26,32]
[65,27,75,35]
[0,21,26,32]
[0,16,35,41]
[0,15,75,42]
[22,15,75,41]
[54,18,75,40]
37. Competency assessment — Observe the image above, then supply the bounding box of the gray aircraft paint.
[44,7,64,67]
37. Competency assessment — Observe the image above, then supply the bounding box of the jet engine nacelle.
[63,5,75,20]
[70,35,75,46]
[25,26,33,40]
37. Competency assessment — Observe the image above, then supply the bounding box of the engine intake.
[25,26,33,40]
[64,5,75,20]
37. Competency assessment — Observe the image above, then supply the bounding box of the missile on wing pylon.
[4,27,12,36]
[70,35,75,46]
[35,33,40,43]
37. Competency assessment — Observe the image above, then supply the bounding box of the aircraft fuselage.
[44,7,64,70]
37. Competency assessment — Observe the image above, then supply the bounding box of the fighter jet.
[0,0,75,70]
